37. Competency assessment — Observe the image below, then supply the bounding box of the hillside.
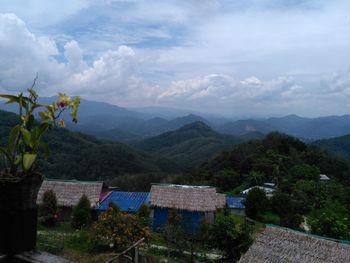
[134,121,240,170]
[313,135,350,159]
[0,110,173,181]
[188,132,350,187]
[176,132,350,239]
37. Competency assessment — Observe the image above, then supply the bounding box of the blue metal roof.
[226,197,245,209]
[97,191,150,212]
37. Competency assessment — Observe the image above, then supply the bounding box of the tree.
[207,214,252,262]
[308,204,350,240]
[162,209,186,256]
[245,187,268,219]
[92,206,150,252]
[270,191,292,217]
[212,169,241,191]
[289,164,320,181]
[72,195,92,229]
[138,203,150,227]
[39,190,58,227]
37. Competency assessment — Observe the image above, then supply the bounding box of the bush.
[261,212,280,225]
[308,204,350,240]
[71,195,92,229]
[245,187,268,219]
[91,206,151,252]
[39,190,58,227]
[207,214,252,261]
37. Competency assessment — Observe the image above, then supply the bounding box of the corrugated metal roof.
[97,191,150,212]
[226,196,245,209]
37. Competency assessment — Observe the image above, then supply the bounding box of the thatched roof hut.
[37,179,104,208]
[238,226,350,263]
[150,184,225,212]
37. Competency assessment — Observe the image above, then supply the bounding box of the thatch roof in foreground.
[238,226,350,263]
[37,179,104,207]
[150,184,225,212]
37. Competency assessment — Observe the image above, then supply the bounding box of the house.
[37,179,106,220]
[238,226,350,263]
[242,183,276,198]
[320,174,330,181]
[150,184,225,233]
[226,196,245,216]
[96,191,150,213]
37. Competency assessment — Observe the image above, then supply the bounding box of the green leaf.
[0,147,12,162]
[14,155,22,165]
[20,127,32,147]
[8,125,20,152]
[0,94,19,104]
[27,115,35,130]
[36,123,50,139]
[39,142,50,159]
[22,153,37,171]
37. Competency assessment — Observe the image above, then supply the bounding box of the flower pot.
[0,173,43,255]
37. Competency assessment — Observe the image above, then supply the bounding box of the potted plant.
[0,85,80,255]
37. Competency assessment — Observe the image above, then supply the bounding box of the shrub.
[71,195,92,229]
[261,212,280,225]
[245,187,268,219]
[39,190,58,227]
[91,206,151,252]
[207,214,252,261]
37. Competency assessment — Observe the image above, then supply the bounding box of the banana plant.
[0,87,80,177]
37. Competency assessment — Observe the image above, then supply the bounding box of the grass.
[36,221,221,263]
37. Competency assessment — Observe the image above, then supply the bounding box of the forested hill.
[184,132,350,189]
[133,121,241,170]
[0,110,174,181]
[313,135,350,160]
[177,132,350,239]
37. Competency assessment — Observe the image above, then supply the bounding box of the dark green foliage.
[281,213,303,229]
[270,191,293,217]
[162,209,186,255]
[308,203,350,240]
[261,212,280,224]
[108,202,120,213]
[72,195,92,229]
[207,214,252,262]
[138,203,151,227]
[39,190,58,227]
[212,169,241,191]
[289,164,320,181]
[245,188,268,219]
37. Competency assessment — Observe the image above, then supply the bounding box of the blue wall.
[153,207,205,233]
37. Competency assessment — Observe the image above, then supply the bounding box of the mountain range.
[2,97,350,142]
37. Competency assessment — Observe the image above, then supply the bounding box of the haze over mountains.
[2,98,350,144]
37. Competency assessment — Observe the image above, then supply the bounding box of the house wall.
[153,207,205,233]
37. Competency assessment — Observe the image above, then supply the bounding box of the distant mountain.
[218,119,276,136]
[218,115,350,140]
[134,121,240,170]
[4,97,350,141]
[313,135,350,159]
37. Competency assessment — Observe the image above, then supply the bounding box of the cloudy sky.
[0,0,350,117]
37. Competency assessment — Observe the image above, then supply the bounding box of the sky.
[0,0,350,117]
